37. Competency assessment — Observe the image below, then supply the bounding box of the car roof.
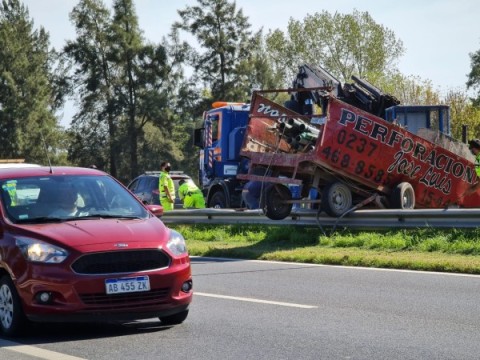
[0,163,41,169]
[140,171,191,179]
[0,166,105,180]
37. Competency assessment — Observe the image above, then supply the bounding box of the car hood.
[14,217,170,252]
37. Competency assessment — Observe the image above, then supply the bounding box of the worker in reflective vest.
[2,180,17,207]
[158,162,175,211]
[178,179,206,209]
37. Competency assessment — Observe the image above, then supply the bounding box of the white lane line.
[0,339,87,360]
[195,292,317,309]
[193,256,480,278]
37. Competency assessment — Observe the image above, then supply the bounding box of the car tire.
[0,275,28,337]
[159,309,189,325]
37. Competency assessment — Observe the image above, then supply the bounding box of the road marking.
[252,260,480,278]
[0,339,86,360]
[193,256,480,278]
[195,292,317,308]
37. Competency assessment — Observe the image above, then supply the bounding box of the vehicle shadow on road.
[4,319,173,344]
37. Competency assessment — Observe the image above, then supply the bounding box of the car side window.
[139,178,150,192]
[129,179,140,192]
[146,177,157,192]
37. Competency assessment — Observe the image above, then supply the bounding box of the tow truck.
[195,65,478,220]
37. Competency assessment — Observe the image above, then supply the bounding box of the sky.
[21,0,480,126]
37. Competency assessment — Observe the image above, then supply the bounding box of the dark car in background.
[127,171,193,209]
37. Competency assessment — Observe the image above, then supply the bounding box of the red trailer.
[238,89,480,220]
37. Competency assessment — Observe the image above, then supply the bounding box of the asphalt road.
[2,257,480,360]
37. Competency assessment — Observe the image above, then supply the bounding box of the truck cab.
[194,102,250,208]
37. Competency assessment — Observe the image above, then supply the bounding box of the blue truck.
[194,101,251,208]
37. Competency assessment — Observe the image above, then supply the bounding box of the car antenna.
[40,130,53,174]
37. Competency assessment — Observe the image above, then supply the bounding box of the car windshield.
[0,175,149,224]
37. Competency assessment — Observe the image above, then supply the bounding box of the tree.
[63,0,117,172]
[174,0,267,102]
[133,29,195,177]
[64,0,187,182]
[467,48,480,107]
[0,0,66,163]
[234,30,284,100]
[446,90,480,142]
[265,10,405,86]
[373,71,441,106]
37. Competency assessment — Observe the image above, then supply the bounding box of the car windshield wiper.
[15,214,144,224]
[16,216,70,224]
[77,214,143,220]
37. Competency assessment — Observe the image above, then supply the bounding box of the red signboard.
[324,97,480,208]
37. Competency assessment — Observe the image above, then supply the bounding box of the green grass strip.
[171,224,480,274]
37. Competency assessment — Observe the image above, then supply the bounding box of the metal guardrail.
[160,208,480,229]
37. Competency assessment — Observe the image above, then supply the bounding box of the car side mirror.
[146,204,164,217]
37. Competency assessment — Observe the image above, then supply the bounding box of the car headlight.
[16,238,69,263]
[166,230,188,256]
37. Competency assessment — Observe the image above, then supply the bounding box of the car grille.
[71,250,171,275]
[80,288,171,310]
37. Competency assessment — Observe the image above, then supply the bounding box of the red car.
[0,165,192,336]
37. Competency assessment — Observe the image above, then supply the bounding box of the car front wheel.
[0,275,28,337]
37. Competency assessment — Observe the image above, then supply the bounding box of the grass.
[169,224,480,274]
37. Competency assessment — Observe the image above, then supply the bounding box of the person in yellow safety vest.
[2,180,18,207]
[178,179,206,209]
[158,162,175,211]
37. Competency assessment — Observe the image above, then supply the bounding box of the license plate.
[105,276,150,295]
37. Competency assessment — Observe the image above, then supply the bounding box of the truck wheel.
[390,182,415,209]
[264,184,293,220]
[209,191,226,208]
[321,181,352,217]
